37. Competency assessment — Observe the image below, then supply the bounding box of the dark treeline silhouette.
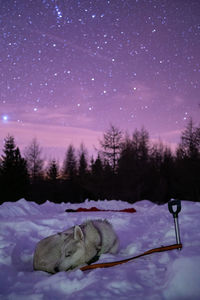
[0,118,200,205]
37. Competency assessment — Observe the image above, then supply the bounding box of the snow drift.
[0,198,200,299]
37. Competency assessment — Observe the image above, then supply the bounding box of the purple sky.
[1,0,200,161]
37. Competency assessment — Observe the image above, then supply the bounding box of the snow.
[0,198,200,300]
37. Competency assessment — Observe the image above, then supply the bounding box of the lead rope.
[80,243,182,271]
[81,199,183,271]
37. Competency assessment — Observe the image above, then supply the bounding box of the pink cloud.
[0,121,102,162]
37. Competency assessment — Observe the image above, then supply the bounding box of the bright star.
[2,115,8,121]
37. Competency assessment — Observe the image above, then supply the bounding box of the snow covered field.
[0,198,200,300]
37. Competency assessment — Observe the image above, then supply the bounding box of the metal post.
[174,216,181,245]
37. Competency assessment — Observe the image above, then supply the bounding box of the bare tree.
[132,127,149,161]
[24,138,44,182]
[177,118,200,159]
[100,124,123,172]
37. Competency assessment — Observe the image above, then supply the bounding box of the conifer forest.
[0,119,200,205]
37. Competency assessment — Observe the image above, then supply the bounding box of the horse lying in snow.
[33,219,119,273]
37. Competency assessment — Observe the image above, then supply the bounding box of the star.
[2,115,8,122]
[0,0,199,161]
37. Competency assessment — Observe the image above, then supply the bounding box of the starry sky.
[1,0,200,161]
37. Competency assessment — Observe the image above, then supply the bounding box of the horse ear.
[74,226,84,241]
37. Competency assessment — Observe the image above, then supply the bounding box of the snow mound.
[164,256,200,299]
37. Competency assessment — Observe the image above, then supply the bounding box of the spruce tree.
[47,159,59,181]
[78,144,88,178]
[63,144,77,180]
[0,135,29,202]
[176,118,200,201]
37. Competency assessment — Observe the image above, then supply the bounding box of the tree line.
[0,118,200,205]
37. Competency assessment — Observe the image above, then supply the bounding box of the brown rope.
[80,243,182,271]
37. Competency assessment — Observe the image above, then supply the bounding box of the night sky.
[1,0,200,160]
